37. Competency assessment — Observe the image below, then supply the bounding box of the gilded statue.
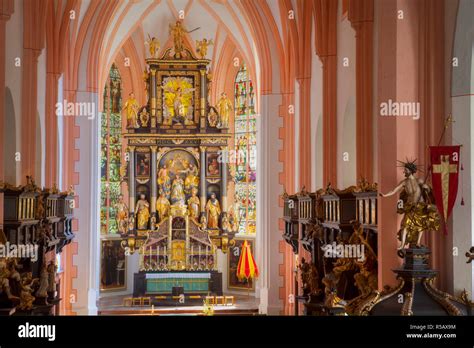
[169,21,188,58]
[208,107,219,128]
[187,188,200,219]
[135,194,150,230]
[18,273,38,311]
[196,38,213,59]
[146,35,160,58]
[143,69,149,95]
[182,163,199,194]
[221,214,230,231]
[379,159,440,250]
[47,261,57,295]
[162,77,195,125]
[228,210,239,232]
[0,260,16,300]
[205,193,221,229]
[114,194,129,234]
[156,190,171,222]
[217,92,233,129]
[299,258,320,297]
[322,272,346,308]
[200,214,208,230]
[139,108,150,127]
[171,175,186,206]
[123,92,140,129]
[157,165,172,199]
[35,265,49,299]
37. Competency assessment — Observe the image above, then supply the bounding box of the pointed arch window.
[100,64,123,235]
[233,65,257,235]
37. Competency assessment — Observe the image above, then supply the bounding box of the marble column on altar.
[220,146,227,212]
[150,146,157,216]
[199,146,207,212]
[200,69,206,130]
[128,146,136,213]
[151,68,157,127]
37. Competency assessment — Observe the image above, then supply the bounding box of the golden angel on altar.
[145,34,160,58]
[181,163,199,194]
[206,193,221,228]
[162,77,195,125]
[196,38,213,59]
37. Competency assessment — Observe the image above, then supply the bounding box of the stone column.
[348,0,374,183]
[314,0,338,187]
[128,146,136,214]
[45,72,60,187]
[199,146,207,212]
[150,146,157,215]
[220,146,228,212]
[21,0,47,183]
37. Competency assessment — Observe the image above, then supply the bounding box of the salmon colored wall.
[0,0,14,227]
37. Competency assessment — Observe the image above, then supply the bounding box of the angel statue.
[379,159,440,250]
[146,35,160,58]
[196,38,213,59]
[181,163,199,194]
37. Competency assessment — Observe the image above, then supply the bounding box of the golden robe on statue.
[206,195,221,228]
[136,195,150,230]
[156,192,171,222]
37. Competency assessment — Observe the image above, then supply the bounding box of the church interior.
[0,0,473,318]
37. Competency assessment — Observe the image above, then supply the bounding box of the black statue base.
[370,247,471,316]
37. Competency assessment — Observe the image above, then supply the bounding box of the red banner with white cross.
[430,146,460,234]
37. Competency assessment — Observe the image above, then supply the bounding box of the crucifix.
[432,154,458,220]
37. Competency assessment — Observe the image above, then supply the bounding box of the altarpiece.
[119,22,237,297]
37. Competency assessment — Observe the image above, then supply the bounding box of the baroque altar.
[121,21,237,296]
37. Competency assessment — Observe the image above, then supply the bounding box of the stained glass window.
[233,65,256,235]
[100,64,123,235]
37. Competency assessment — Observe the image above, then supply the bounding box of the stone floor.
[97,293,260,316]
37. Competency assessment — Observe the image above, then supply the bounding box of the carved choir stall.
[283,180,379,316]
[120,21,237,301]
[0,177,75,315]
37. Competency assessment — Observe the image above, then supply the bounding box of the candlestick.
[206,246,209,270]
[198,245,201,270]
[164,246,167,270]
[157,245,160,270]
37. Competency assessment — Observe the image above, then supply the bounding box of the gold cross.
[432,155,457,220]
